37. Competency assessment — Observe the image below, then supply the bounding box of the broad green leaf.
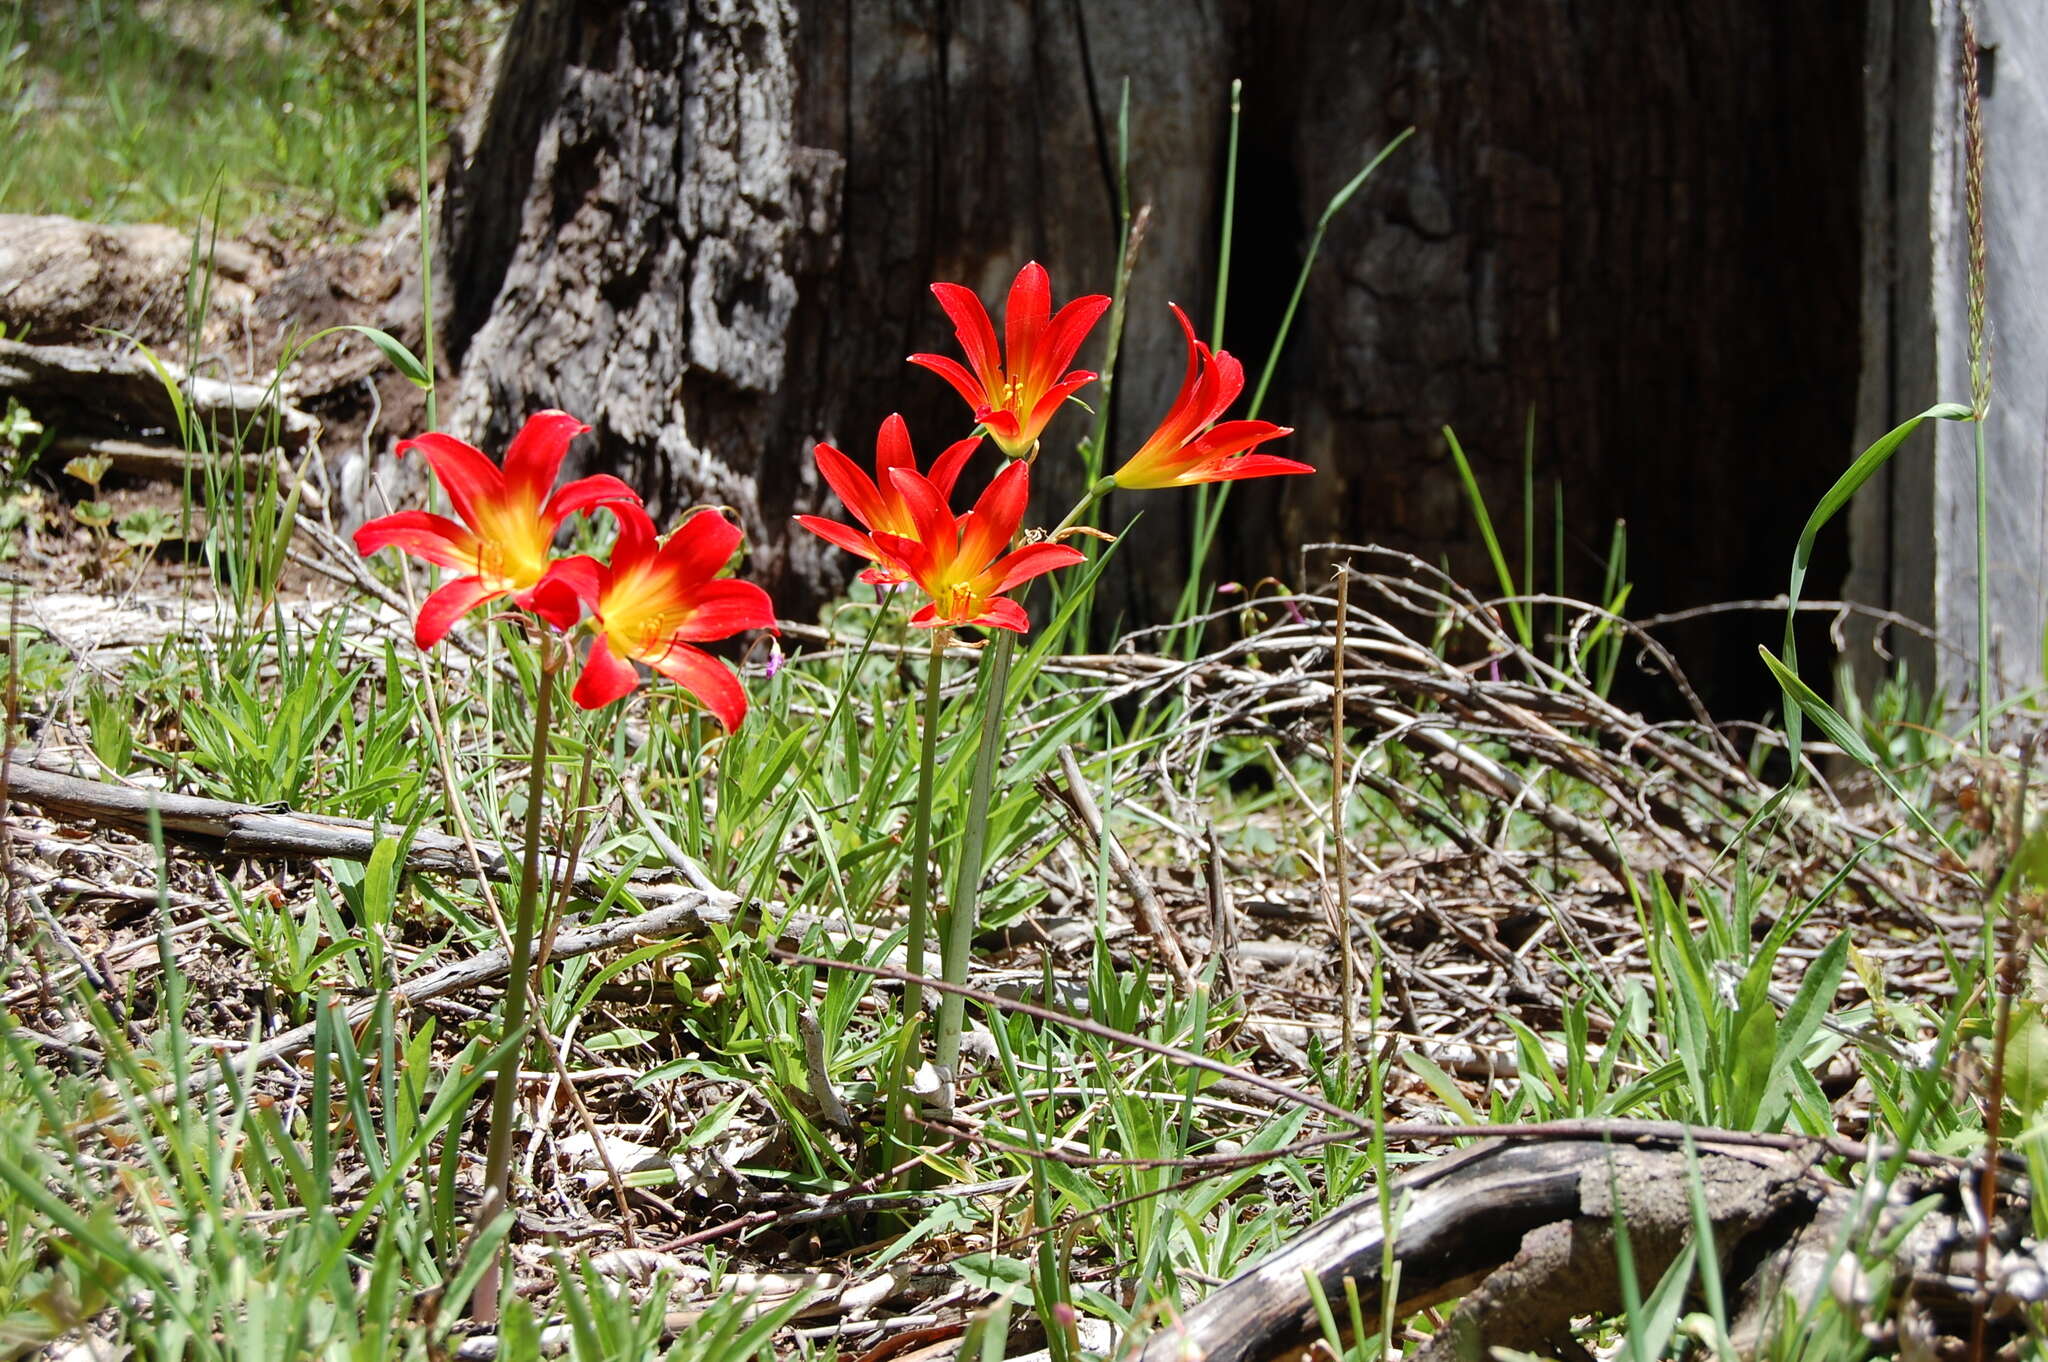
[2007,1002,2048,1117]
[337,324,432,387]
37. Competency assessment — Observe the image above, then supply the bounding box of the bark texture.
[441,0,1865,713]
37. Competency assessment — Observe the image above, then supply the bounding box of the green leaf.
[2007,1002,2048,1117]
[1778,401,1970,750]
[1756,645,1879,766]
[361,834,402,935]
[337,325,432,387]
[954,1252,1035,1306]
[1758,645,1962,861]
[583,1026,658,1052]
[115,506,178,548]
[62,454,111,489]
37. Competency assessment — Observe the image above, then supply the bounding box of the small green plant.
[61,452,113,538]
[114,504,177,553]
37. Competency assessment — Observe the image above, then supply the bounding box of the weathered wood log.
[0,338,318,454]
[0,214,268,351]
[1137,1135,2038,1362]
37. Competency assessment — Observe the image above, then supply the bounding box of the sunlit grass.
[0,0,507,232]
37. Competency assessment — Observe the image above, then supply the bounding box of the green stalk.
[1974,417,1990,752]
[1174,129,1417,654]
[1055,480,1113,539]
[1185,80,1245,640]
[933,630,1014,1093]
[1062,79,1136,655]
[885,627,949,1162]
[470,646,555,1321]
[413,0,438,427]
[901,628,948,1021]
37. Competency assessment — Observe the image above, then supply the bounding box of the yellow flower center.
[999,376,1026,415]
[939,583,978,621]
[467,496,552,590]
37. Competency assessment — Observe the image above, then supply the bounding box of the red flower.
[869,460,1085,633]
[564,505,778,727]
[794,414,981,585]
[1109,305,1310,490]
[909,262,1109,459]
[353,411,639,647]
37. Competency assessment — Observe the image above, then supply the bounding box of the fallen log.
[0,337,318,454]
[1138,1135,2041,1362]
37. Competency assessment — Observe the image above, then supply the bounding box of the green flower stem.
[1054,479,1114,540]
[470,637,557,1322]
[933,629,1015,1098]
[885,626,948,1162]
[902,627,948,1021]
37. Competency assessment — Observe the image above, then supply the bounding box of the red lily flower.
[564,504,778,727]
[794,414,982,585]
[353,410,640,648]
[1109,304,1311,490]
[869,460,1085,633]
[909,262,1110,459]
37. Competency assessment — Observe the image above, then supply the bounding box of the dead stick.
[1331,564,1356,1067]
[1050,745,1198,991]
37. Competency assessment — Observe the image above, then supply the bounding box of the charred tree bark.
[440,1,1864,716]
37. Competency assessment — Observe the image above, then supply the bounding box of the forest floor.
[1,6,2042,1358]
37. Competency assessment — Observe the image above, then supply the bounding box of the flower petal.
[607,502,660,573]
[572,636,641,710]
[657,508,743,586]
[646,642,748,730]
[1021,371,1098,446]
[871,531,939,591]
[543,473,640,527]
[796,514,883,564]
[353,510,479,572]
[517,575,587,632]
[415,576,501,648]
[674,579,778,642]
[500,410,591,509]
[813,441,887,530]
[926,435,983,502]
[534,553,606,613]
[872,414,915,488]
[975,406,1028,455]
[957,460,1030,572]
[1182,451,1317,484]
[967,595,1031,633]
[397,432,505,530]
[907,353,991,413]
[1188,420,1298,462]
[1003,262,1051,381]
[929,283,1004,390]
[985,541,1086,595]
[885,469,958,566]
[1035,293,1111,388]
